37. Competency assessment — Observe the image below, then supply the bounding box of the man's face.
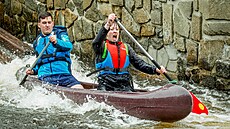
[38,16,54,35]
[107,23,119,42]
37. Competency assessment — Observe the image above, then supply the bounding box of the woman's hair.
[38,11,53,22]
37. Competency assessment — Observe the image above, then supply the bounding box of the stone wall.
[0,0,229,90]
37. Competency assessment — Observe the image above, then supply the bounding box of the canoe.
[18,74,192,122]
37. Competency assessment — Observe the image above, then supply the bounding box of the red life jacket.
[106,40,127,68]
[96,40,130,74]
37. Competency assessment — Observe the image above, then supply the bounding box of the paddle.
[19,41,51,85]
[115,19,176,83]
[115,19,208,115]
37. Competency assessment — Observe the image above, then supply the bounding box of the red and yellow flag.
[190,92,208,115]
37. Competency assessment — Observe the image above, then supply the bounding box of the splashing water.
[0,55,229,128]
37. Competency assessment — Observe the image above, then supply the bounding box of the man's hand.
[26,69,34,75]
[49,35,57,44]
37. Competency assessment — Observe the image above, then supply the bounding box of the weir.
[0,27,33,64]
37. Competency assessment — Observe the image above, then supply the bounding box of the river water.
[0,55,229,129]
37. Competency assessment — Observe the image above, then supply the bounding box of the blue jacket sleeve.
[55,32,73,51]
[32,65,38,75]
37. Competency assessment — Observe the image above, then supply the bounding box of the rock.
[216,59,230,79]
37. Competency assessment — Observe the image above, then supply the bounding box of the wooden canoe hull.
[22,76,192,122]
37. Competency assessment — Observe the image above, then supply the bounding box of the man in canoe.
[92,13,166,91]
[26,11,83,89]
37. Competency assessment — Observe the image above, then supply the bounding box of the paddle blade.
[190,92,208,115]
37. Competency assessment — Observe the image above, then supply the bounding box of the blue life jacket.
[96,40,130,75]
[33,25,72,76]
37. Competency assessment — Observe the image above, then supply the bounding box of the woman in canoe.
[92,13,166,91]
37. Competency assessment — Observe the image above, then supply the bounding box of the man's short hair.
[38,11,53,22]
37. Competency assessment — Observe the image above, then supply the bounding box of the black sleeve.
[128,44,158,74]
[92,27,109,54]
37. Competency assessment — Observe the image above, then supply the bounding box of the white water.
[0,55,229,128]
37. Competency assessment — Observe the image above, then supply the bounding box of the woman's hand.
[156,66,167,74]
[104,13,116,30]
